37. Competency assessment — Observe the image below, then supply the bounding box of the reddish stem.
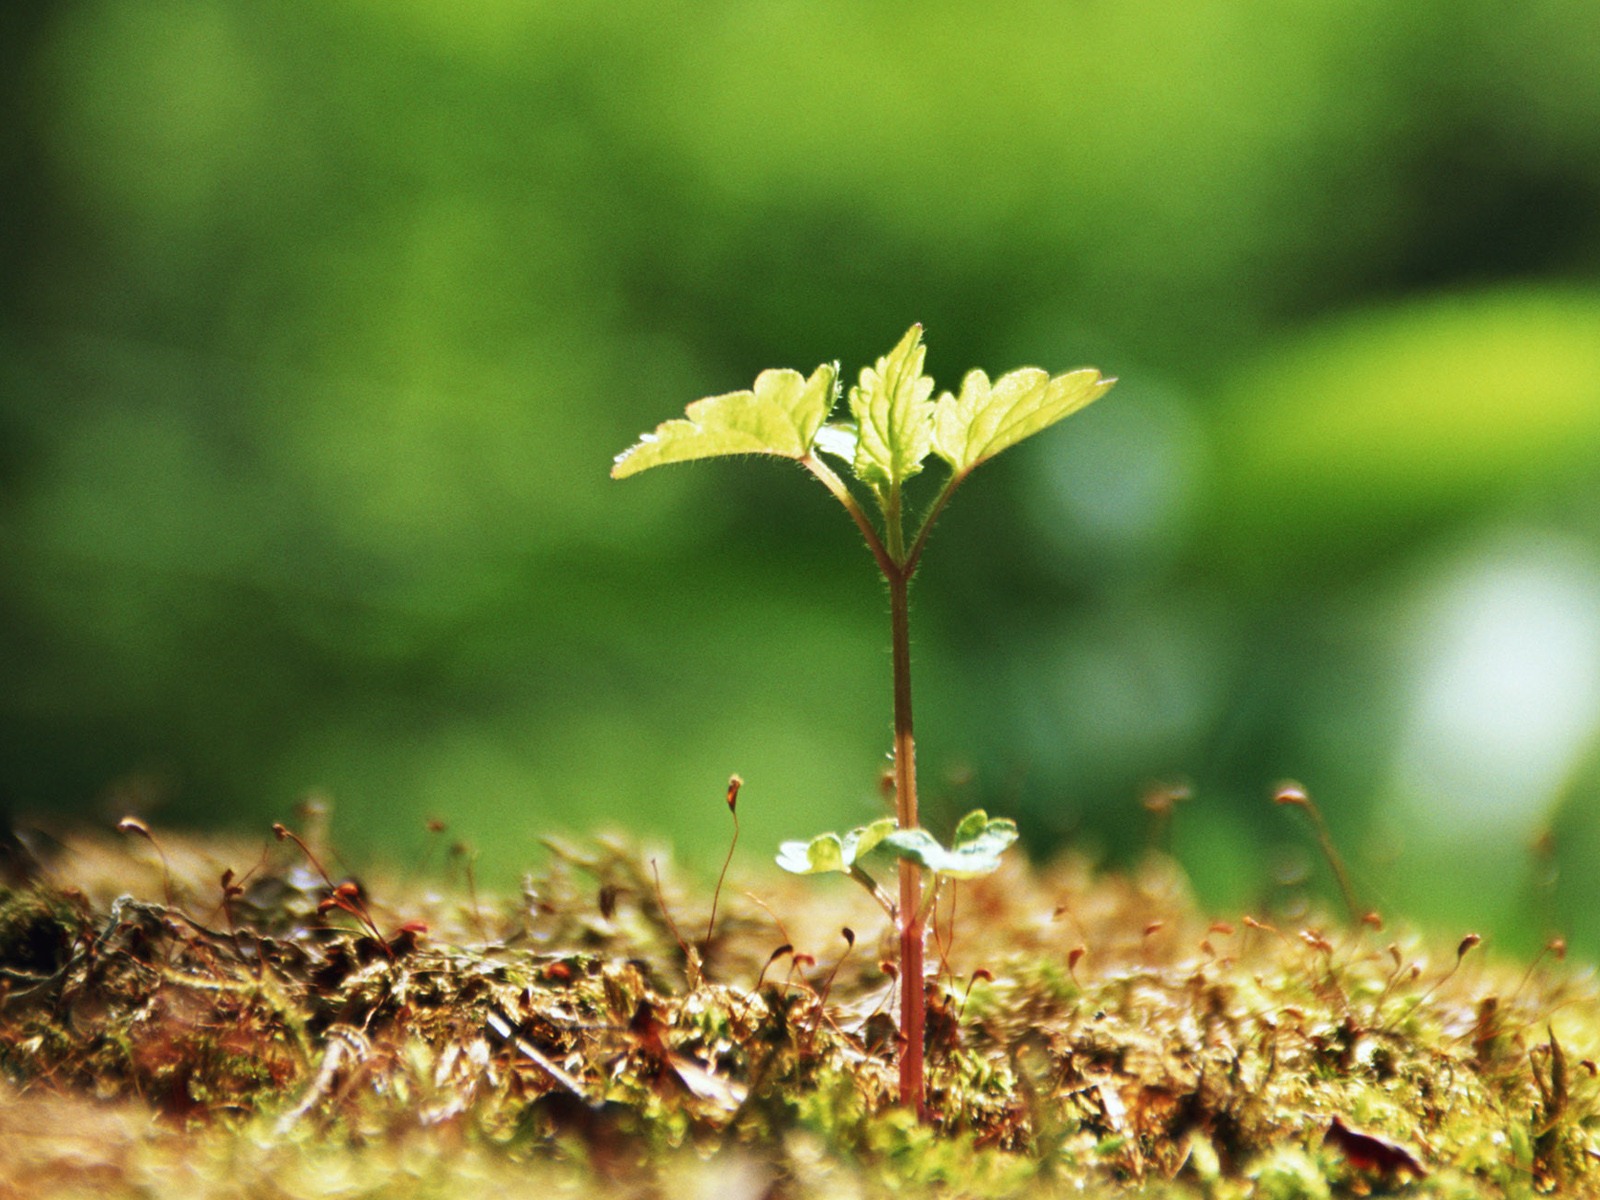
[888,563,926,1117]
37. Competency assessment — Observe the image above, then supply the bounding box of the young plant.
[612,324,1114,1115]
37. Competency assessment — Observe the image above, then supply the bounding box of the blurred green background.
[5,0,1600,954]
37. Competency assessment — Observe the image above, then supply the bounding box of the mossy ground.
[0,816,1596,1199]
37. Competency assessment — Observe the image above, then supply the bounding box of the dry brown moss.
[0,821,1595,1198]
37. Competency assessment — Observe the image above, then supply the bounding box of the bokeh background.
[5,1,1600,955]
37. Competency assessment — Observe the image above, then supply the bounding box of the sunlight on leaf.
[848,325,935,496]
[932,365,1114,479]
[813,421,859,462]
[612,362,839,479]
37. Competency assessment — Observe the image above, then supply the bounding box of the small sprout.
[1299,929,1334,956]
[1510,934,1571,1006]
[1140,780,1191,852]
[617,327,1112,1116]
[1272,782,1309,808]
[776,817,897,878]
[118,816,173,908]
[705,774,744,952]
[959,966,995,1020]
[1381,930,1480,1034]
[1271,781,1362,925]
[810,928,859,1040]
[1141,782,1191,814]
[785,953,817,998]
[1241,914,1285,948]
[753,943,793,993]
[647,858,699,986]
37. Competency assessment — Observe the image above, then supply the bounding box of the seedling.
[272,822,393,956]
[613,324,1113,1116]
[1273,781,1363,925]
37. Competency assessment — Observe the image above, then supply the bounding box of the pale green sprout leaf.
[848,325,936,495]
[612,362,839,479]
[845,816,898,862]
[880,811,1019,879]
[775,817,896,876]
[775,833,844,875]
[931,364,1115,479]
[951,807,995,847]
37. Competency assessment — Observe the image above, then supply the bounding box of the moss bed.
[0,817,1595,1198]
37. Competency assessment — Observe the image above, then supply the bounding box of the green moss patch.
[1,825,1595,1197]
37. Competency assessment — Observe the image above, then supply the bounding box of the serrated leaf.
[880,813,1019,879]
[775,817,896,876]
[931,364,1114,478]
[848,325,936,495]
[612,362,838,479]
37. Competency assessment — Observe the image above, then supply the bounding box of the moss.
[0,825,1596,1197]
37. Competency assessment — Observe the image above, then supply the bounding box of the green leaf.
[951,807,994,847]
[880,811,1019,879]
[844,816,898,863]
[775,832,845,875]
[775,817,896,876]
[848,325,936,495]
[612,362,838,479]
[931,364,1114,478]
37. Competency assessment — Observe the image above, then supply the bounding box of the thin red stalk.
[805,453,930,1119]
[800,456,895,578]
[888,562,926,1118]
[705,775,742,949]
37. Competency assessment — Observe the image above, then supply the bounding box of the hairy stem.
[800,455,895,578]
[903,472,963,578]
[804,453,929,1118]
[886,496,925,1117]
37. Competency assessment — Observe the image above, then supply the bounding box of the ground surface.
[1,816,1596,1198]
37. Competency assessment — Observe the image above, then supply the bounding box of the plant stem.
[802,452,928,1117]
[800,455,895,578]
[887,560,926,1117]
[903,473,963,578]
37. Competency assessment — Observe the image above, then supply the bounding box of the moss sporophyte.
[612,325,1114,1118]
